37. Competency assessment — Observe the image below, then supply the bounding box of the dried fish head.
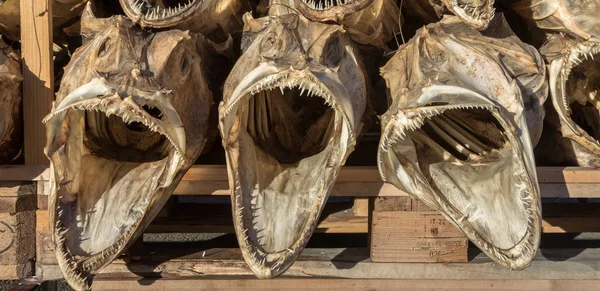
[291,0,401,48]
[378,15,544,270]
[510,0,600,41]
[220,12,368,278]
[537,34,600,167]
[119,0,251,41]
[43,6,213,290]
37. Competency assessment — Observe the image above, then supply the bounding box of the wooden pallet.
[9,1,600,287]
[1,164,599,288]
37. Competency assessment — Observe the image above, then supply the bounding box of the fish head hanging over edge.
[43,4,213,290]
[219,12,368,278]
[378,15,544,270]
[537,34,600,167]
[510,0,600,41]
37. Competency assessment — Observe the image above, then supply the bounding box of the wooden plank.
[33,179,600,198]
[371,211,464,238]
[370,237,468,263]
[3,166,600,183]
[352,198,369,217]
[34,202,600,235]
[36,247,600,281]
[373,197,432,212]
[20,0,54,165]
[91,278,600,291]
[0,166,48,181]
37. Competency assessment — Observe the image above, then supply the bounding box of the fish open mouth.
[221,68,354,278]
[293,0,374,22]
[378,86,540,269]
[120,0,207,26]
[443,0,494,30]
[44,78,186,289]
[557,44,600,146]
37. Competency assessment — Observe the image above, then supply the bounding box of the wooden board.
[2,166,598,183]
[90,278,600,291]
[16,166,599,198]
[34,202,600,235]
[370,237,468,263]
[20,0,54,165]
[352,198,369,217]
[35,247,600,281]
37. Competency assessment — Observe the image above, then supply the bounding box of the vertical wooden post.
[20,0,54,165]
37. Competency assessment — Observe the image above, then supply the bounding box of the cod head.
[219,12,368,278]
[290,0,401,48]
[536,34,600,167]
[0,38,22,163]
[511,0,600,41]
[119,0,251,41]
[43,6,214,290]
[378,15,545,270]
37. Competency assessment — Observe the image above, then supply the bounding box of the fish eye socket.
[181,55,190,74]
[260,32,282,59]
[323,35,342,67]
[98,38,111,58]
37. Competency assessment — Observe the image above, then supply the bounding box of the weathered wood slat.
[36,247,600,282]
[2,166,598,183]
[90,278,600,291]
[34,202,600,235]
[11,166,599,198]
[20,0,53,165]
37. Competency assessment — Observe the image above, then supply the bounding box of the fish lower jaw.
[54,215,136,291]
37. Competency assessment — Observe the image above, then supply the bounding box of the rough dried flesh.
[379,15,543,270]
[220,12,368,278]
[43,10,213,290]
[0,39,22,163]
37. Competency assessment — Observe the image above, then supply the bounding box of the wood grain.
[11,166,598,198]
[36,247,600,281]
[20,0,54,165]
[90,278,600,291]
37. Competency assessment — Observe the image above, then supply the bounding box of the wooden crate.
[371,197,469,263]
